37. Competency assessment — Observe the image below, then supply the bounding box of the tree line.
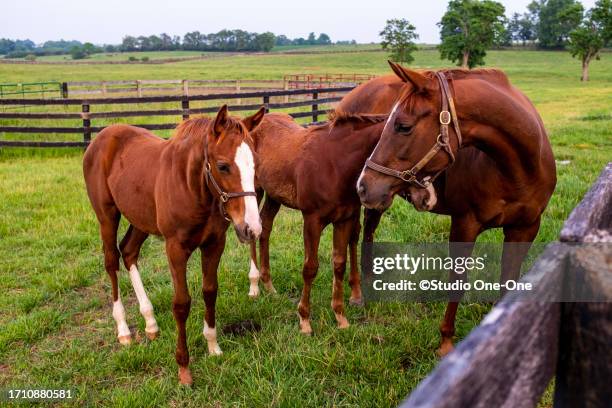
[0,30,342,59]
[381,0,611,80]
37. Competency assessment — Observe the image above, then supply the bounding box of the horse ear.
[388,60,429,93]
[243,106,265,132]
[213,104,229,136]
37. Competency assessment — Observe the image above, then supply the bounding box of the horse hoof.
[336,315,350,329]
[299,319,313,335]
[118,335,132,345]
[178,367,193,386]
[208,345,223,356]
[436,339,454,357]
[349,297,364,307]
[248,287,260,298]
[263,282,277,294]
[145,330,159,341]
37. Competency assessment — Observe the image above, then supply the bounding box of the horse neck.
[454,79,546,175]
[168,135,212,204]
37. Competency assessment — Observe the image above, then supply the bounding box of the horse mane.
[327,109,388,127]
[430,68,510,86]
[172,115,246,142]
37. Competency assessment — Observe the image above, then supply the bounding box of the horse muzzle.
[234,222,260,243]
[357,177,393,212]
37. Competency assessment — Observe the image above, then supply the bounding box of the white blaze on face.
[234,142,262,237]
[356,101,402,191]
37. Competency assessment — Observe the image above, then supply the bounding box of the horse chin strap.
[365,71,463,189]
[203,137,257,222]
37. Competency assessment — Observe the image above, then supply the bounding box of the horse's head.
[205,105,265,243]
[357,62,459,211]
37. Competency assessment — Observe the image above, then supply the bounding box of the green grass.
[0,47,610,407]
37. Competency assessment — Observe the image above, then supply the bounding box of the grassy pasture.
[0,48,611,407]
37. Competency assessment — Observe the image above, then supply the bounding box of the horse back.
[83,125,166,234]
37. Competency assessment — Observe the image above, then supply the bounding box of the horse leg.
[297,214,324,335]
[363,208,383,243]
[96,205,132,345]
[165,239,194,386]
[500,217,541,294]
[258,195,281,294]
[119,225,158,340]
[331,218,353,328]
[348,214,364,306]
[438,215,481,357]
[201,233,226,356]
[248,241,260,298]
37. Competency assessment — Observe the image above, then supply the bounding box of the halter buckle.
[220,192,229,203]
[399,169,416,182]
[439,111,451,125]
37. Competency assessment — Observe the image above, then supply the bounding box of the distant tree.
[307,32,316,45]
[379,18,419,64]
[121,36,138,51]
[532,0,584,48]
[82,42,97,55]
[275,35,291,46]
[255,32,276,51]
[104,44,117,52]
[70,45,87,59]
[183,31,205,50]
[438,0,506,68]
[316,33,332,44]
[159,33,173,50]
[568,0,611,80]
[24,54,36,61]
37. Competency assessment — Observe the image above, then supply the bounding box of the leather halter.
[365,71,462,188]
[203,133,257,221]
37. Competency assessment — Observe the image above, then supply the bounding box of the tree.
[70,45,87,59]
[534,0,583,48]
[121,36,138,51]
[307,32,316,45]
[255,32,276,52]
[568,0,612,80]
[379,19,419,64]
[317,33,331,44]
[438,0,506,68]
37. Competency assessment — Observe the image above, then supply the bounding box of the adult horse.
[356,62,556,355]
[247,112,388,333]
[83,105,265,385]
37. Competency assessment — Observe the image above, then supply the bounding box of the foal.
[83,105,265,385]
[247,112,387,333]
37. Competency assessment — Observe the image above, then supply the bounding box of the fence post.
[236,80,241,106]
[283,79,289,103]
[312,90,319,123]
[101,81,107,96]
[136,80,142,98]
[263,95,270,113]
[182,98,190,120]
[182,80,189,96]
[82,103,91,146]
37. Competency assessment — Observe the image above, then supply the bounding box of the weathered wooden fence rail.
[400,163,611,408]
[0,86,355,148]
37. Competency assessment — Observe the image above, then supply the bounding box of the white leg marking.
[128,265,159,336]
[203,322,223,355]
[112,287,131,344]
[234,142,262,237]
[248,259,260,298]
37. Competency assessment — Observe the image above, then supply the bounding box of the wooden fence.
[400,162,612,408]
[0,86,355,148]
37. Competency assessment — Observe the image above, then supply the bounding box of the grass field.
[0,48,611,407]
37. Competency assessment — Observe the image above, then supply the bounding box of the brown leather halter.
[365,71,462,188]
[203,134,257,221]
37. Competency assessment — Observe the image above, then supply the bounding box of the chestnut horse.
[83,105,265,385]
[247,112,387,333]
[356,62,556,355]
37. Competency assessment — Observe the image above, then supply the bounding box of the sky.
[2,0,597,45]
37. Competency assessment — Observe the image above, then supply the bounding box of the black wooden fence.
[0,86,355,148]
[400,163,611,408]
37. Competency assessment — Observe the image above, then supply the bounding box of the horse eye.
[216,162,230,174]
[395,123,414,134]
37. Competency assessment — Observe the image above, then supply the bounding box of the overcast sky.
[3,0,596,45]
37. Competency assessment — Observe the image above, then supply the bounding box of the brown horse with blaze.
[356,62,556,355]
[83,105,265,385]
